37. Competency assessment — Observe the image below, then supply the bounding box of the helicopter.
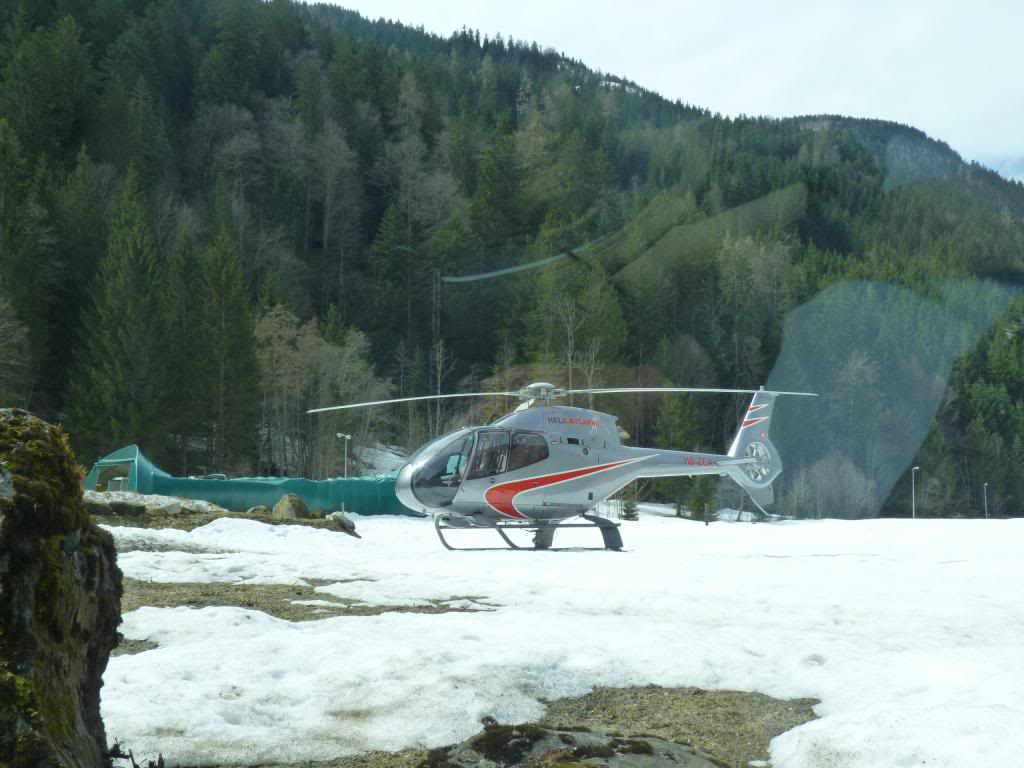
[308,382,817,550]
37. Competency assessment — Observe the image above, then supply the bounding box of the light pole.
[911,465,920,519]
[337,433,351,477]
[983,482,989,519]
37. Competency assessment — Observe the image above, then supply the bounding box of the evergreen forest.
[1,0,1023,518]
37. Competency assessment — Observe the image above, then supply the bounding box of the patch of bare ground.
[195,752,428,768]
[538,684,818,768]
[94,510,343,532]
[118,577,494,627]
[188,687,815,768]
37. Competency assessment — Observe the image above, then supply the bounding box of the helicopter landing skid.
[433,513,623,551]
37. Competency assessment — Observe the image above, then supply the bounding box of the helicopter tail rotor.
[724,390,784,509]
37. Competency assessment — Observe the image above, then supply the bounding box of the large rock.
[420,721,729,767]
[326,511,361,538]
[84,490,222,518]
[272,493,310,519]
[0,409,122,767]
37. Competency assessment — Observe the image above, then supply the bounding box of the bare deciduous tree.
[254,306,389,478]
[578,337,604,408]
[556,296,583,403]
[431,338,456,434]
[313,119,360,307]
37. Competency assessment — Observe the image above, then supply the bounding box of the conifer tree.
[67,166,165,462]
[160,224,206,473]
[53,146,107,402]
[368,203,409,351]
[621,483,639,521]
[653,392,701,511]
[197,228,259,472]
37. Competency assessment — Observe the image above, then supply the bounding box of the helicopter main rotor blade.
[566,387,819,397]
[307,391,519,414]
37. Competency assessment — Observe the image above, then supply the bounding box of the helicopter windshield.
[410,430,474,507]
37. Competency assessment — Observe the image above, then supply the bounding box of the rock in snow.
[326,510,361,538]
[0,409,122,767]
[272,492,310,519]
[84,490,225,518]
[424,721,726,767]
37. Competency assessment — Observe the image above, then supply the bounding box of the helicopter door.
[465,430,510,482]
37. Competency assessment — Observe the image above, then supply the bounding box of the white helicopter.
[309,383,816,550]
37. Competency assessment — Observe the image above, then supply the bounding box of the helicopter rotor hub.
[518,382,568,404]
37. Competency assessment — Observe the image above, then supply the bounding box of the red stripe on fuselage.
[484,459,637,519]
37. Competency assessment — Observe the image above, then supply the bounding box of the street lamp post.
[337,433,352,477]
[983,482,989,520]
[912,465,920,519]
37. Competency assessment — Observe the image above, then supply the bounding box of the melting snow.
[101,511,1024,767]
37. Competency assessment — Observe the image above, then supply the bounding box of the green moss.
[0,410,88,538]
[0,663,40,724]
[1,410,121,765]
[469,723,547,764]
[0,661,50,764]
[418,747,453,768]
[609,737,655,755]
[572,743,615,759]
[36,687,74,741]
[531,751,595,768]
[35,537,72,627]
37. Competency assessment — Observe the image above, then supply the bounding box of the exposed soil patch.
[94,510,344,532]
[102,530,231,554]
[539,684,819,768]
[192,686,816,768]
[120,578,493,622]
[111,638,159,657]
[202,752,429,768]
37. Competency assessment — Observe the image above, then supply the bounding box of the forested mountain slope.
[1,0,1022,516]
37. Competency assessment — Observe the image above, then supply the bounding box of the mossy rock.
[418,721,726,767]
[0,408,123,768]
[272,493,311,519]
[0,408,89,539]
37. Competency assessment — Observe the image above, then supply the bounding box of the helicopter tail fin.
[726,390,782,510]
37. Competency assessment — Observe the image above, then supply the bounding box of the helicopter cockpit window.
[467,431,509,479]
[507,432,549,472]
[410,432,473,507]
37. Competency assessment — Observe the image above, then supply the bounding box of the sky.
[329,1,1024,182]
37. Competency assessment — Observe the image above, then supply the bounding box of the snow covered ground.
[101,510,1024,767]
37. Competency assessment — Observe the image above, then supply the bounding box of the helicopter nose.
[395,463,425,514]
